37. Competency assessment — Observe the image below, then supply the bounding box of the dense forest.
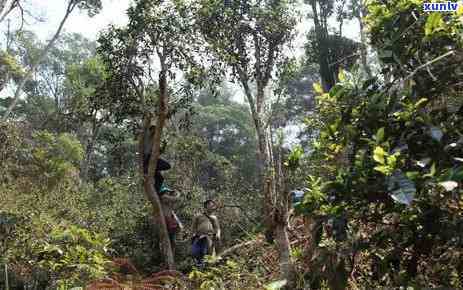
[1,0,462,289]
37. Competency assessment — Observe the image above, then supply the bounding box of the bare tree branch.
[2,0,78,121]
[404,50,454,81]
[0,0,18,24]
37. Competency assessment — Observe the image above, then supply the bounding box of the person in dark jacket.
[143,123,171,194]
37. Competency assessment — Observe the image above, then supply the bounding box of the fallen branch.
[218,238,262,258]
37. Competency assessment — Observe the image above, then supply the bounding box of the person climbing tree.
[143,122,171,193]
[191,199,221,268]
[143,120,180,263]
[159,185,183,256]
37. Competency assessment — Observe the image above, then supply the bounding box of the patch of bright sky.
[25,0,130,40]
[8,0,359,54]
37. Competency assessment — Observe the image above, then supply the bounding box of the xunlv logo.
[423,1,461,11]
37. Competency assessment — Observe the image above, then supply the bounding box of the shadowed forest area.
[1,0,463,289]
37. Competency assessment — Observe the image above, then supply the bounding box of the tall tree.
[3,31,97,133]
[197,0,298,287]
[1,0,102,121]
[194,87,259,188]
[65,56,110,182]
[0,50,22,94]
[349,0,372,78]
[305,29,360,86]
[40,33,96,108]
[98,0,208,269]
[306,0,337,91]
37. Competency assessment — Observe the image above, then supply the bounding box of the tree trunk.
[304,215,322,262]
[1,0,76,121]
[255,98,273,238]
[80,119,100,182]
[309,0,336,91]
[275,137,296,289]
[357,6,372,79]
[239,58,295,288]
[241,82,272,232]
[140,67,175,270]
[274,222,295,289]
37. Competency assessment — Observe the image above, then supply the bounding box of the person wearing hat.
[143,121,171,194]
[191,199,221,267]
[159,185,183,254]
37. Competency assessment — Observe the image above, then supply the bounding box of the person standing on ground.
[191,199,221,268]
[159,185,184,255]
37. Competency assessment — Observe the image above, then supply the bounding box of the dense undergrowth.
[1,0,463,289]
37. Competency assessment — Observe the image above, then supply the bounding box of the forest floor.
[85,217,310,289]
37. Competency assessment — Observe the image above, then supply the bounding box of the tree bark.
[140,66,175,270]
[274,222,295,289]
[1,0,76,121]
[309,0,336,91]
[80,118,100,182]
[249,89,273,235]
[304,215,322,262]
[357,4,372,79]
[236,25,296,287]
[275,137,296,290]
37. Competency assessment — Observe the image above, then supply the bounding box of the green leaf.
[406,171,420,180]
[458,3,463,16]
[375,127,385,143]
[414,98,428,108]
[424,163,437,178]
[387,154,398,167]
[373,146,386,164]
[374,165,390,174]
[286,145,303,169]
[338,69,346,82]
[313,82,323,94]
[425,13,444,36]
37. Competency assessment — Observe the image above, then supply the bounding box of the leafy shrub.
[34,225,112,289]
